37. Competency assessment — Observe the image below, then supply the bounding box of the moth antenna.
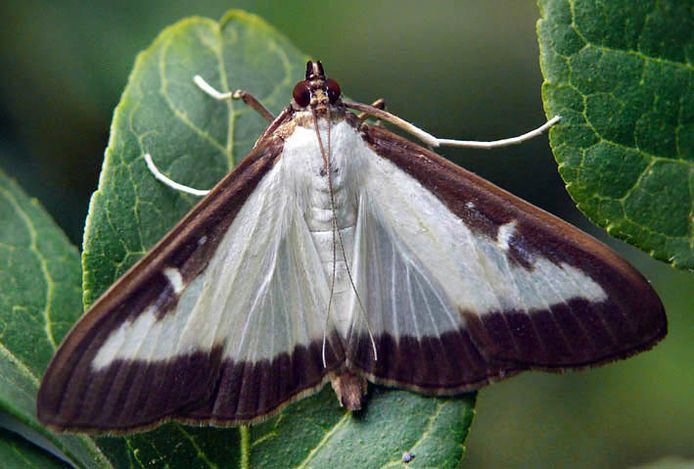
[314,110,338,369]
[321,331,329,369]
[327,107,379,362]
[322,213,339,369]
[144,153,211,196]
[344,100,560,149]
[313,110,378,365]
[335,228,378,362]
[314,109,378,364]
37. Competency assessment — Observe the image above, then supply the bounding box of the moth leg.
[229,90,275,122]
[358,98,386,123]
[193,75,274,122]
[343,99,560,149]
[143,153,211,197]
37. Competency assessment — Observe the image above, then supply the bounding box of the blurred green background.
[0,1,691,467]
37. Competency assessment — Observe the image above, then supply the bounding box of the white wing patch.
[350,194,461,340]
[347,125,607,339]
[92,158,332,370]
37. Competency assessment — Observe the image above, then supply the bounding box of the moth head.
[292,60,342,110]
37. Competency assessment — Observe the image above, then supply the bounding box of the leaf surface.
[0,428,69,468]
[80,10,476,468]
[0,168,110,467]
[538,0,693,269]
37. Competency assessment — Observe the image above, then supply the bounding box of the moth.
[38,61,666,433]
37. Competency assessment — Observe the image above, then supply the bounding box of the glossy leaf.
[538,0,693,269]
[0,428,69,468]
[81,10,476,467]
[0,168,110,467]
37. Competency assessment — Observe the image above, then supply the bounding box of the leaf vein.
[0,340,40,386]
[568,0,692,70]
[295,412,351,468]
[175,424,218,468]
[0,186,57,350]
[158,35,227,156]
[213,23,236,169]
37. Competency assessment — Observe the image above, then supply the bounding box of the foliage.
[538,0,693,269]
[0,169,109,466]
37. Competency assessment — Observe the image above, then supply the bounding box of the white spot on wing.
[497,221,517,251]
[164,267,184,295]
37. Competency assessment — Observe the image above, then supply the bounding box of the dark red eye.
[326,79,341,103]
[292,80,311,107]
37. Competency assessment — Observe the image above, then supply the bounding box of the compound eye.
[292,80,311,107]
[325,79,341,103]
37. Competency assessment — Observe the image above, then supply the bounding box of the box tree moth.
[38,61,666,433]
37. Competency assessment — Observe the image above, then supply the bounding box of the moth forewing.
[36,136,312,432]
[37,60,666,434]
[352,125,665,386]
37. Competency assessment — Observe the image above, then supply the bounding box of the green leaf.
[0,428,69,468]
[93,388,474,468]
[0,168,110,467]
[537,0,693,269]
[81,9,476,468]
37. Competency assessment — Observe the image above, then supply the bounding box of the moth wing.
[38,138,343,432]
[345,125,666,393]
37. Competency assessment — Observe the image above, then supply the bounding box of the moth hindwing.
[37,60,666,433]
